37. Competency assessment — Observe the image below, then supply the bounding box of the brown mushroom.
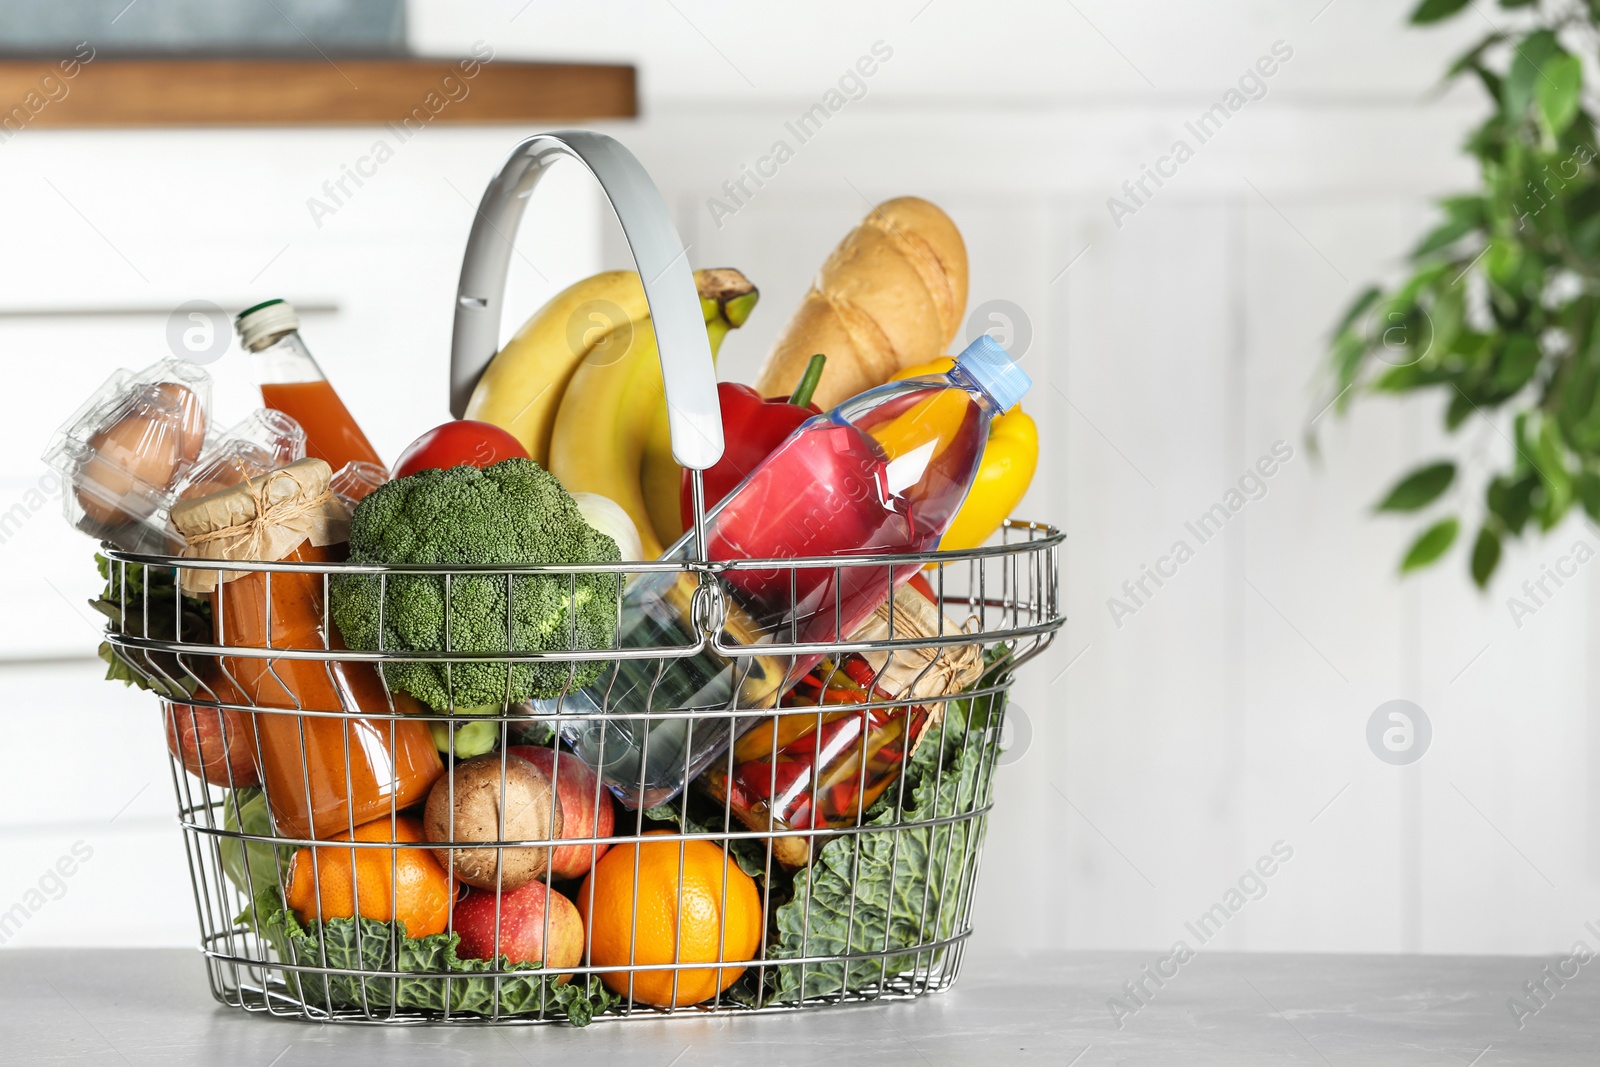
[423,753,562,891]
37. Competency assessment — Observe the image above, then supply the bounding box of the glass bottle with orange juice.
[234,299,386,474]
[170,458,441,840]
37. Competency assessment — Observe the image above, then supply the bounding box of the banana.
[638,272,761,546]
[464,270,650,465]
[550,318,668,557]
[550,269,759,559]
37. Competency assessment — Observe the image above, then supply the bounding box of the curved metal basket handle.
[447,130,724,470]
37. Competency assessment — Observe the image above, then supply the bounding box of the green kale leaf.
[88,552,213,697]
[256,891,619,1025]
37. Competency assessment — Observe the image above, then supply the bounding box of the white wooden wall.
[5,0,1595,957]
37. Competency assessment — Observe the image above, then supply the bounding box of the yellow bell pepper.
[891,357,1039,552]
[867,387,969,463]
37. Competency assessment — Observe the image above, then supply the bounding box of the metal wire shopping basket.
[100,131,1064,1024]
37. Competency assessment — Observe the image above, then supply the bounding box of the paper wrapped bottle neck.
[169,457,348,593]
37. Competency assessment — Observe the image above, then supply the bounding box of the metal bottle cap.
[235,298,300,352]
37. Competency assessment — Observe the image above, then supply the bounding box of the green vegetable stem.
[429,717,500,759]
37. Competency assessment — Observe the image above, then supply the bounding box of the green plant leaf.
[1332,335,1371,396]
[1328,3,1600,587]
[1373,362,1423,391]
[1488,472,1539,533]
[1579,469,1600,520]
[1375,462,1456,511]
[1333,285,1382,339]
[1535,419,1574,527]
[1471,525,1502,588]
[1372,307,1438,372]
[1470,63,1505,102]
[1505,30,1560,119]
[1491,333,1543,392]
[1446,33,1506,80]
[1401,517,1460,573]
[1412,197,1486,258]
[1412,0,1471,23]
[1412,218,1480,258]
[1514,411,1538,471]
[1429,282,1467,355]
[1537,52,1584,135]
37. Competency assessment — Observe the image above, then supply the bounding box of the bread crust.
[754,197,967,409]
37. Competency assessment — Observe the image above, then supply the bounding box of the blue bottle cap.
[955,334,1031,411]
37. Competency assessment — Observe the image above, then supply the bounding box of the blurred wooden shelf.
[0,58,636,127]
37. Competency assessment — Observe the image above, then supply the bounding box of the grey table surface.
[3,946,1596,1065]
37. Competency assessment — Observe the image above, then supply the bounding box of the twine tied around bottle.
[857,582,985,742]
[169,457,350,595]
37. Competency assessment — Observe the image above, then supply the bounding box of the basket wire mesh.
[106,519,1061,1024]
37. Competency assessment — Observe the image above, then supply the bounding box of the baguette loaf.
[754,197,967,409]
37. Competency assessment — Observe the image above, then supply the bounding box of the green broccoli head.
[329,458,621,710]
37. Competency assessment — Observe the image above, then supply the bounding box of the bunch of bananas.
[465,269,759,558]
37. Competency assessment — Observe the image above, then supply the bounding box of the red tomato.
[393,420,529,477]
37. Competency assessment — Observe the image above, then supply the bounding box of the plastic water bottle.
[559,335,1032,808]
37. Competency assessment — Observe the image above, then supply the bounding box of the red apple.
[508,746,615,880]
[452,881,584,978]
[166,694,259,787]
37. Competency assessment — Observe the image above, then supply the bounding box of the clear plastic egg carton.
[41,360,316,555]
[42,358,214,554]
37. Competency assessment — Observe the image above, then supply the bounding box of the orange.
[576,830,763,1007]
[285,814,451,938]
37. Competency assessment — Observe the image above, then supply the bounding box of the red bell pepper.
[679,353,827,529]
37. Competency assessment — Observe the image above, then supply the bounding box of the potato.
[424,753,562,891]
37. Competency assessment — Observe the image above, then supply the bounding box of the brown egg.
[153,381,207,464]
[180,446,276,500]
[76,383,203,525]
